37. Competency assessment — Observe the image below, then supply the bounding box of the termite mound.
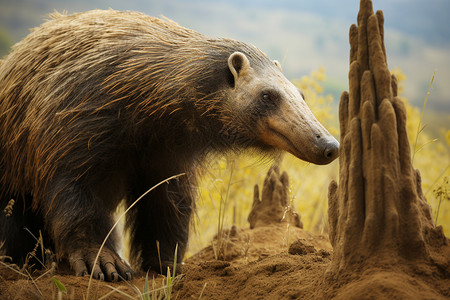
[325,0,450,298]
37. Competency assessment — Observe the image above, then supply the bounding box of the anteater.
[0,9,339,281]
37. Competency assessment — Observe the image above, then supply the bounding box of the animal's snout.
[316,135,339,163]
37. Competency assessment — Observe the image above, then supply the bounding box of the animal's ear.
[273,60,282,72]
[228,52,250,83]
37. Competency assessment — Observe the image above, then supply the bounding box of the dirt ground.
[0,219,448,299]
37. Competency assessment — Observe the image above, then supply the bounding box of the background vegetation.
[188,68,449,256]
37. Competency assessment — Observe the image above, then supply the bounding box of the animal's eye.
[262,93,271,101]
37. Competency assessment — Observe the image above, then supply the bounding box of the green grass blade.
[142,272,150,300]
[172,243,178,279]
[166,267,172,300]
[51,277,67,294]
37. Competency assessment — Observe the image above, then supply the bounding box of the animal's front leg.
[127,177,193,274]
[44,179,133,281]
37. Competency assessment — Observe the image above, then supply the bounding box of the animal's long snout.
[262,112,340,165]
[258,80,339,165]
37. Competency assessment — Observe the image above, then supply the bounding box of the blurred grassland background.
[0,0,449,256]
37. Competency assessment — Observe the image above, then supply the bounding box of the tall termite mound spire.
[327,0,448,276]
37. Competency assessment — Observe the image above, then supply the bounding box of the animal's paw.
[69,246,133,282]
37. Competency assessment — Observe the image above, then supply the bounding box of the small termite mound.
[248,164,302,229]
[325,0,449,298]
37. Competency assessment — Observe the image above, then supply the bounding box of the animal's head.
[222,51,339,165]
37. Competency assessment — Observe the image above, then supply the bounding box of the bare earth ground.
[0,220,448,299]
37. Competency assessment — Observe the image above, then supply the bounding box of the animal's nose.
[316,134,339,162]
[324,142,339,160]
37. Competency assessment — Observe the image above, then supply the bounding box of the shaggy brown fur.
[0,9,338,281]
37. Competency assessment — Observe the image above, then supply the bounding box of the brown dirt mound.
[323,0,450,298]
[179,225,332,300]
[248,165,303,230]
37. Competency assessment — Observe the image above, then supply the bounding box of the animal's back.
[0,10,209,198]
[0,9,213,272]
